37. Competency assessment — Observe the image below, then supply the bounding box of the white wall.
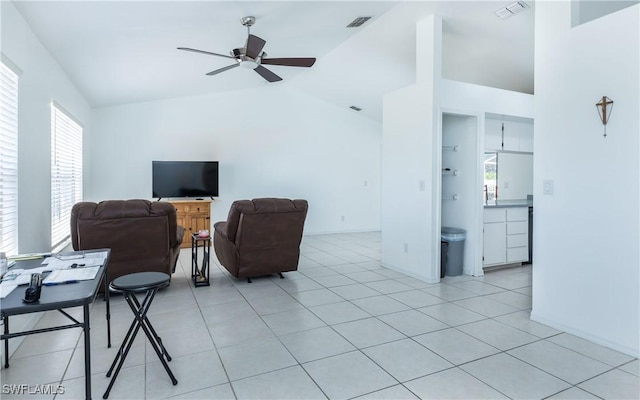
[532,2,639,356]
[382,85,436,281]
[89,85,381,234]
[438,82,533,278]
[498,153,533,200]
[1,1,92,253]
[442,114,478,275]
[0,0,92,360]
[439,80,534,119]
[572,0,639,26]
[381,14,533,281]
[381,16,441,283]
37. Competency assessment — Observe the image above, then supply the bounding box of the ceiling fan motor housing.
[232,48,261,69]
[241,16,255,27]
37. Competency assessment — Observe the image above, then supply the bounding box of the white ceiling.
[12,1,534,121]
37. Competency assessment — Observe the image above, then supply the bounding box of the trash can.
[441,227,466,276]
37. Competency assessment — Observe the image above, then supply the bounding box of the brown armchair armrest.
[176,226,185,244]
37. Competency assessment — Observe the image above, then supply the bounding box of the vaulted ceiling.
[11,1,534,121]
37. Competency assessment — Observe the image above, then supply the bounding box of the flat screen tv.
[152,161,219,199]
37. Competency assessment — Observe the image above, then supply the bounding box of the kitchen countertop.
[484,199,533,208]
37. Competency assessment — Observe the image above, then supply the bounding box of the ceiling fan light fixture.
[239,60,259,70]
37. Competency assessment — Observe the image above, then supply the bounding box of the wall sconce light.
[595,96,613,138]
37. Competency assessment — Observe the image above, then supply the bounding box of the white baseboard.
[530,311,639,358]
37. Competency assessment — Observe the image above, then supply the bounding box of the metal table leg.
[83,304,92,400]
[3,316,9,368]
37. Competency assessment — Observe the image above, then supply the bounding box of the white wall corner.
[416,15,443,88]
[416,14,444,283]
[381,14,445,284]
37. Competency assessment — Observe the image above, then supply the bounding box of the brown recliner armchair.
[71,200,185,289]
[214,198,308,282]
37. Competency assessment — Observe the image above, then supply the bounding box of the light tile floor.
[1,232,638,399]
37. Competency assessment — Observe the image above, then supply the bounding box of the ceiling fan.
[177,16,316,82]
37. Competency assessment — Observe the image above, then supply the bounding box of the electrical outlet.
[341,216,345,222]
[543,180,554,195]
[403,243,408,253]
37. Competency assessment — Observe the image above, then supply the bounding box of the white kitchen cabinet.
[483,220,507,265]
[506,207,529,263]
[485,118,503,150]
[502,121,520,152]
[483,207,529,267]
[483,209,507,266]
[485,118,534,153]
[519,123,534,152]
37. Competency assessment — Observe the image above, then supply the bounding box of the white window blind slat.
[0,62,18,256]
[51,103,82,250]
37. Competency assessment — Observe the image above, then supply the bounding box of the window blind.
[51,103,82,251]
[0,62,19,256]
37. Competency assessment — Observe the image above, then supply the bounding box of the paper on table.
[41,251,107,270]
[84,251,108,264]
[41,258,82,270]
[0,282,18,299]
[43,267,100,284]
[0,269,31,285]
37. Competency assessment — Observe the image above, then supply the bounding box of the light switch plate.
[543,179,554,195]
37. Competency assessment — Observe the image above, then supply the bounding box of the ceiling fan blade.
[261,58,316,67]
[254,65,282,82]
[245,34,266,59]
[206,63,239,76]
[177,47,235,59]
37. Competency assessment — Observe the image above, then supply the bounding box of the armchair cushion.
[214,198,308,279]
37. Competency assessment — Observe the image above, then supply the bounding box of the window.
[0,62,19,256]
[51,103,82,251]
[484,152,497,204]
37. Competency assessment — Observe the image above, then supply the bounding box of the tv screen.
[152,161,219,199]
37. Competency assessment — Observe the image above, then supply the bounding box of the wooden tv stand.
[169,200,212,248]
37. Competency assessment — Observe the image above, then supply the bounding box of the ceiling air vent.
[495,1,529,19]
[350,106,362,111]
[346,17,371,28]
